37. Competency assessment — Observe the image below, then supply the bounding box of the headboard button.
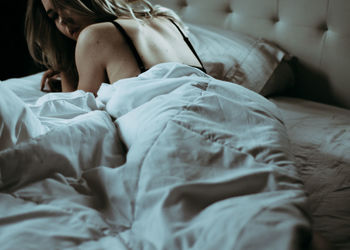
[319,23,328,31]
[179,0,188,8]
[225,5,233,13]
[271,16,280,23]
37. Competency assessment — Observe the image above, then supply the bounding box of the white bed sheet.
[271,97,350,250]
[1,63,311,249]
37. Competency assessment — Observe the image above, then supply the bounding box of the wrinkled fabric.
[1,63,311,249]
[271,97,350,250]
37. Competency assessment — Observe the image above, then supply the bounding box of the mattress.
[271,97,350,250]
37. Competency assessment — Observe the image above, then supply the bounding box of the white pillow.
[187,23,294,96]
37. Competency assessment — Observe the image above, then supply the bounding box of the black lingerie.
[110,19,206,73]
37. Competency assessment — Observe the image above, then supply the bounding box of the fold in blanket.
[0,63,311,249]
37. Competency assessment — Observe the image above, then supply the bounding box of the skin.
[41,0,203,95]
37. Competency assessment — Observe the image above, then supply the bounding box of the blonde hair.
[25,0,183,85]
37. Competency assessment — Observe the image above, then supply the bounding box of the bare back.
[107,17,204,81]
[75,17,204,94]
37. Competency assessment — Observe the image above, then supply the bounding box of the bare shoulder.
[75,21,126,72]
[74,20,141,88]
[74,22,123,94]
[76,22,121,51]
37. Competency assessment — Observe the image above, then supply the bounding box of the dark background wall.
[1,1,43,80]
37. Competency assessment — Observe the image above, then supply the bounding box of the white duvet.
[0,63,311,249]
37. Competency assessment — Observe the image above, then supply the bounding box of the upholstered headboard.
[152,0,350,109]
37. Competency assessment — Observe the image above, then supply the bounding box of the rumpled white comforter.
[0,63,311,249]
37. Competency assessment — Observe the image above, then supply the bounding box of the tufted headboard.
[152,0,350,109]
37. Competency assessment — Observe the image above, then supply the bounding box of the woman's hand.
[41,69,62,92]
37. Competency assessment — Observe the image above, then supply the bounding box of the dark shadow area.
[289,58,343,108]
[1,1,43,81]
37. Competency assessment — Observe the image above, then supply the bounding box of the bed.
[0,0,349,249]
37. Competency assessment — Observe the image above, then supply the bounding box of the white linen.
[0,63,311,249]
[271,97,350,250]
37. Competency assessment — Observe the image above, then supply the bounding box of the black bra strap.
[111,20,206,74]
[168,19,206,73]
[111,21,147,73]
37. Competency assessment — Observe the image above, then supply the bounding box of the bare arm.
[75,24,109,96]
[75,22,141,96]
[60,71,77,92]
[41,69,60,92]
[41,69,77,92]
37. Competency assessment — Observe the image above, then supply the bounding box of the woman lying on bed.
[25,0,206,95]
